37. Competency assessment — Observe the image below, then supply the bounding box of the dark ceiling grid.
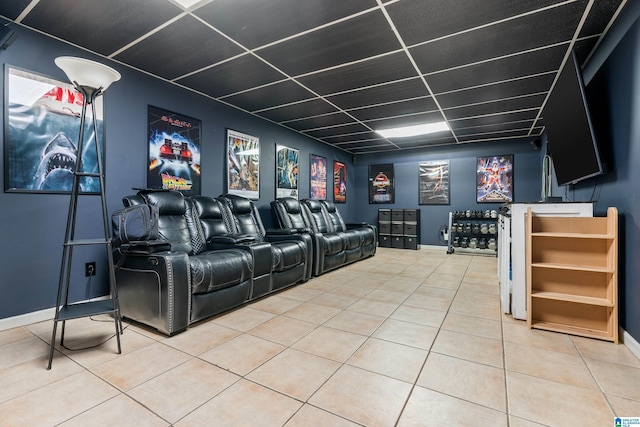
[0,0,626,154]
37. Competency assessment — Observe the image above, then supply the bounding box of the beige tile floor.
[1,247,639,426]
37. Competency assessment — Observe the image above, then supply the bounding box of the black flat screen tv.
[543,50,605,186]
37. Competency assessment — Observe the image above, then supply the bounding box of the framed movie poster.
[276,145,299,198]
[368,163,394,204]
[419,160,450,205]
[148,105,201,195]
[309,154,327,200]
[4,65,105,193]
[226,129,260,199]
[476,154,513,203]
[333,160,347,203]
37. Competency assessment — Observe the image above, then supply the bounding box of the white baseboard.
[419,244,448,251]
[621,327,640,360]
[0,307,54,331]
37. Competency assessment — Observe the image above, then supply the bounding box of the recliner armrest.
[265,227,310,235]
[346,222,371,228]
[118,239,172,254]
[208,234,256,245]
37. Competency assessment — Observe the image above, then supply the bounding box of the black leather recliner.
[270,197,376,276]
[217,194,312,292]
[114,190,253,335]
[319,199,377,260]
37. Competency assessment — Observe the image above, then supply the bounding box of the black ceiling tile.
[326,78,429,110]
[426,44,568,94]
[443,95,538,119]
[348,97,437,121]
[457,130,533,142]
[283,113,357,131]
[321,132,382,144]
[450,110,539,129]
[177,55,285,98]
[22,0,182,56]
[335,141,395,152]
[194,0,377,49]
[365,111,447,130]
[257,10,402,76]
[257,99,339,122]
[452,120,535,135]
[305,123,370,138]
[0,0,32,20]
[579,0,623,38]
[573,37,599,66]
[114,15,244,81]
[437,75,553,110]
[531,127,544,136]
[410,1,587,74]
[385,0,564,47]
[297,52,417,95]
[223,80,316,111]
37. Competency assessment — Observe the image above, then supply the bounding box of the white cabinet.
[499,202,593,320]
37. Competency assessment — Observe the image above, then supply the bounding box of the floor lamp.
[47,57,121,369]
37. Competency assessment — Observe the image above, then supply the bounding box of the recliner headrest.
[279,197,302,214]
[321,200,337,213]
[141,190,185,215]
[303,199,323,212]
[191,196,222,220]
[220,194,253,214]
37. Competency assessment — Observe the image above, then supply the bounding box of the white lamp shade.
[54,56,121,91]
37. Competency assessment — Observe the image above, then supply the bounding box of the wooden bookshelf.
[526,207,618,343]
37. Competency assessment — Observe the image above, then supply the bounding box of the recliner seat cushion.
[271,241,304,272]
[190,250,251,294]
[322,233,345,255]
[341,229,362,250]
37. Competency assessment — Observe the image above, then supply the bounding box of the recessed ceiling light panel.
[376,122,450,138]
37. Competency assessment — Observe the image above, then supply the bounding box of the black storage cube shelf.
[378,208,420,250]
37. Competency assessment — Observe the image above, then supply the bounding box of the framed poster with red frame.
[309,154,327,200]
[333,160,347,203]
[147,105,201,195]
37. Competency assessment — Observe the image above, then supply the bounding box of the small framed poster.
[309,154,327,200]
[476,154,513,203]
[276,144,299,199]
[333,160,347,203]
[226,129,260,199]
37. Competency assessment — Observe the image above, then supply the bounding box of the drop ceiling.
[0,0,626,154]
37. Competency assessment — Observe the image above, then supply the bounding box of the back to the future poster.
[147,105,201,195]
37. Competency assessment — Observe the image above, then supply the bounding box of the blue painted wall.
[545,4,640,343]
[353,139,542,247]
[0,26,354,319]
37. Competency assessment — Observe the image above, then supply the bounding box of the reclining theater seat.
[270,197,376,276]
[114,190,253,336]
[318,200,377,259]
[191,195,272,299]
[217,194,312,293]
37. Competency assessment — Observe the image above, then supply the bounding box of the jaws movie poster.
[147,106,201,195]
[5,67,104,193]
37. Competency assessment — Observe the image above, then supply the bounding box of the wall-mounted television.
[543,50,605,186]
